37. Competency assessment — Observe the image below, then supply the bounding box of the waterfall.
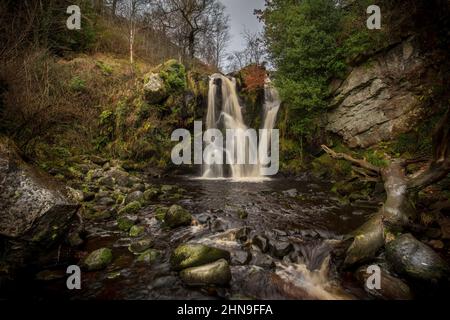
[202,73,280,179]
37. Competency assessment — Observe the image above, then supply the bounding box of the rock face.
[0,137,79,268]
[327,37,438,148]
[386,234,450,283]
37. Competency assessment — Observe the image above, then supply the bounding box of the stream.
[24,173,379,300]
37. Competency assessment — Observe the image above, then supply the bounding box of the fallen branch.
[321,145,381,175]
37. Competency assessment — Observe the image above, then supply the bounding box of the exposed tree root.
[322,107,450,267]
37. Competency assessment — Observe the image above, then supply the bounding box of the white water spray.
[202,73,281,179]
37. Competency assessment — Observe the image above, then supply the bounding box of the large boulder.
[170,244,230,271]
[143,73,168,104]
[180,259,231,287]
[0,137,79,268]
[386,234,450,284]
[164,205,192,228]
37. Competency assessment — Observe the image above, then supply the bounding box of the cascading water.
[202,73,281,179]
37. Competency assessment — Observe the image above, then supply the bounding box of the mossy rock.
[137,249,160,264]
[237,209,248,220]
[118,201,142,215]
[143,187,161,202]
[83,248,113,271]
[164,205,192,228]
[180,259,231,287]
[154,206,169,221]
[170,244,230,271]
[117,216,137,232]
[128,237,153,254]
[129,225,145,237]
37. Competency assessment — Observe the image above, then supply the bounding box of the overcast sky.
[221,0,266,55]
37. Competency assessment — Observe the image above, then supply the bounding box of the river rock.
[270,241,293,258]
[170,244,230,271]
[136,249,160,264]
[250,252,275,269]
[386,234,450,283]
[180,259,231,286]
[125,191,143,204]
[252,235,270,253]
[164,205,192,228]
[118,201,142,215]
[129,238,153,254]
[0,137,79,269]
[356,266,413,300]
[117,215,138,231]
[143,187,161,202]
[129,225,145,237]
[83,248,113,271]
[231,250,251,265]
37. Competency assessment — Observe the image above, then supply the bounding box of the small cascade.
[202,73,281,179]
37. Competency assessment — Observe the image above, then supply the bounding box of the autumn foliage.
[241,64,266,93]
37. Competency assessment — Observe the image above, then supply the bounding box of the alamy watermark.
[171,121,279,176]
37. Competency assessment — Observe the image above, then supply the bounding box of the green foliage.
[69,76,87,92]
[96,61,114,75]
[160,60,187,93]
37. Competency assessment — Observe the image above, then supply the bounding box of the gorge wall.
[326,0,450,148]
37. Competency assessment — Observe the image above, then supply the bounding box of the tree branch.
[321,145,381,175]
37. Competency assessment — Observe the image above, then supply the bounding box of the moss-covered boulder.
[129,237,153,254]
[129,225,145,237]
[386,234,450,283]
[117,215,137,232]
[143,73,168,104]
[137,249,160,264]
[164,205,192,228]
[118,201,142,215]
[143,187,161,202]
[83,248,113,271]
[170,244,230,271]
[180,259,231,287]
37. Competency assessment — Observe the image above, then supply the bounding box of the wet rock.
[83,248,113,271]
[154,206,169,221]
[282,189,298,197]
[67,231,84,247]
[180,259,231,286]
[170,244,230,271]
[98,176,115,189]
[386,234,450,283]
[356,266,413,300]
[125,191,143,204]
[106,168,132,188]
[117,215,138,232]
[149,276,178,290]
[164,205,192,229]
[161,185,176,193]
[131,183,145,192]
[252,235,270,253]
[129,238,153,254]
[0,137,79,268]
[231,250,251,265]
[136,249,160,264]
[428,240,444,250]
[118,201,142,215]
[96,197,115,206]
[270,241,293,258]
[129,225,145,237]
[210,218,228,232]
[236,227,251,242]
[90,156,108,166]
[196,213,211,224]
[143,188,160,202]
[35,269,67,281]
[250,252,275,269]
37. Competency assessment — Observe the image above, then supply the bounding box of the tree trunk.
[322,108,450,267]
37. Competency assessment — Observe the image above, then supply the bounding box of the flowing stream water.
[5,75,380,300]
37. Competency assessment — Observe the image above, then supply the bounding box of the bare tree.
[119,0,147,64]
[242,29,266,66]
[153,0,225,63]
